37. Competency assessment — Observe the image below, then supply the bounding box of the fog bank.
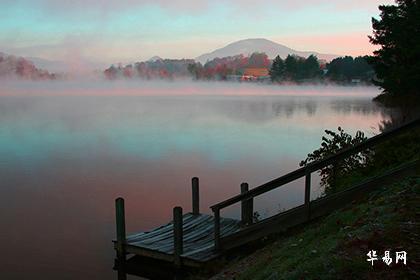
[0,80,381,97]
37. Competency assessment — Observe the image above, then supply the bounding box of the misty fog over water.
[0,82,390,279]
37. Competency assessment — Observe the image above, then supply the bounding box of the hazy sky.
[0,0,393,67]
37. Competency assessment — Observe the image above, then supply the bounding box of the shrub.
[300,127,373,194]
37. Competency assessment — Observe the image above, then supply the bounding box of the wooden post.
[117,267,127,280]
[304,172,311,220]
[331,162,338,191]
[213,208,220,251]
[241,183,253,225]
[173,206,183,267]
[192,177,200,215]
[115,198,126,262]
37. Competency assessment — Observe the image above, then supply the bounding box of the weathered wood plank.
[173,207,183,266]
[221,204,308,250]
[213,208,221,251]
[123,213,241,263]
[138,215,213,249]
[124,244,203,267]
[192,177,200,215]
[241,183,253,225]
[115,198,126,262]
[141,216,240,253]
[128,214,208,244]
[126,213,197,242]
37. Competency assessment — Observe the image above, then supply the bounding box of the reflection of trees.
[212,98,318,122]
[304,101,317,116]
[272,100,317,118]
[377,105,419,132]
[212,97,393,123]
[330,99,391,116]
[0,95,391,127]
[212,97,395,124]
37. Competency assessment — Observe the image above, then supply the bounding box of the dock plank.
[126,213,198,243]
[134,215,213,249]
[120,213,242,263]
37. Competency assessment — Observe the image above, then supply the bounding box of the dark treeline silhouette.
[0,52,57,80]
[270,54,374,83]
[326,56,374,83]
[269,54,323,82]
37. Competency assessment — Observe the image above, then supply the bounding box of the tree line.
[270,54,374,83]
[0,52,57,80]
[103,52,375,84]
[104,58,195,80]
[269,54,321,82]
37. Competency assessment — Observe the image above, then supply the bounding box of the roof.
[243,68,269,77]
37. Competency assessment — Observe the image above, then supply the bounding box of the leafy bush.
[300,127,373,194]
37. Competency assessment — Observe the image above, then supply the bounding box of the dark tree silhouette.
[269,55,285,82]
[284,55,299,80]
[369,0,420,97]
[282,54,322,81]
[326,56,373,82]
[302,55,321,79]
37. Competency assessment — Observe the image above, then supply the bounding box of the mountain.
[196,38,339,64]
[147,56,163,62]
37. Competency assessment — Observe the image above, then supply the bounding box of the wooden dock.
[119,212,241,266]
[113,177,249,268]
[113,118,420,274]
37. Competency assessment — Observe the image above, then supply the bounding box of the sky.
[0,0,394,69]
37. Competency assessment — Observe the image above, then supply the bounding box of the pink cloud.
[275,32,378,57]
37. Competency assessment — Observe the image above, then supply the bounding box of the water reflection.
[0,90,390,279]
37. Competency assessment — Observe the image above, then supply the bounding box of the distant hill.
[196,38,338,64]
[147,56,163,62]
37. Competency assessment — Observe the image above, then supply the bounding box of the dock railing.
[210,118,420,251]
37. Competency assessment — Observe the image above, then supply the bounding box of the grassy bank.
[206,177,419,280]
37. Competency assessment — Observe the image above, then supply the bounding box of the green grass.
[210,177,419,280]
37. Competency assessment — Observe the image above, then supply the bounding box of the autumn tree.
[248,52,270,68]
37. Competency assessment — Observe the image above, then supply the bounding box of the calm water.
[0,82,389,279]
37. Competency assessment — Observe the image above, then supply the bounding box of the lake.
[0,82,390,279]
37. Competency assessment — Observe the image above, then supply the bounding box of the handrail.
[211,117,420,211]
[211,117,419,251]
